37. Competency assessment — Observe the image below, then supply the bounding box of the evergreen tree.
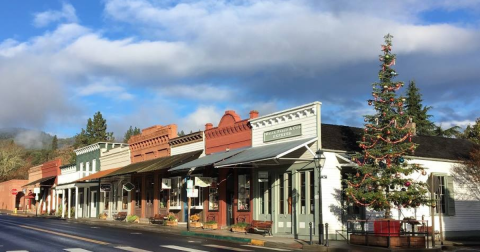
[345,34,431,218]
[51,135,58,151]
[404,81,436,136]
[124,126,141,143]
[178,130,185,137]
[74,112,114,148]
[433,125,461,138]
[461,118,480,144]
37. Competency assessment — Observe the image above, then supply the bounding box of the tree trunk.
[384,207,391,219]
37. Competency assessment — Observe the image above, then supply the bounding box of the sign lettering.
[264,124,302,142]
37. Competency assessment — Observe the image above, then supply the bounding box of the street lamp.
[314,150,326,245]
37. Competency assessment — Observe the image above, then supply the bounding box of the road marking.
[90,227,99,229]
[6,251,29,252]
[130,232,142,234]
[242,245,292,251]
[18,225,109,245]
[160,245,209,252]
[204,244,252,251]
[116,246,152,252]
[64,249,93,252]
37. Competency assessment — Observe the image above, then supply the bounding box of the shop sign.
[187,179,194,189]
[264,124,302,142]
[35,195,39,201]
[33,188,40,194]
[11,189,18,195]
[100,184,111,192]
[161,178,171,189]
[123,182,135,192]
[258,171,269,182]
[194,177,214,187]
[187,188,198,198]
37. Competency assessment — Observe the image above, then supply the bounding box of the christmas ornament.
[389,98,394,102]
[368,101,372,105]
[421,170,427,176]
[356,172,360,177]
[398,157,404,163]
[389,185,395,190]
[385,55,390,59]
[395,173,400,178]
[401,188,406,191]
[405,181,411,187]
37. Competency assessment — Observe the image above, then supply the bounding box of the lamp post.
[314,150,326,245]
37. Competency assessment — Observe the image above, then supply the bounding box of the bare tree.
[452,147,480,201]
[0,141,25,179]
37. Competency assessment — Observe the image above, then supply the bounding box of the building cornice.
[250,103,318,130]
[170,131,203,147]
[205,119,250,140]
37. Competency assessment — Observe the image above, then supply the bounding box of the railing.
[346,219,430,248]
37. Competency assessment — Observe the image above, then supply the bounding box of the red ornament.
[405,181,411,187]
[390,98,394,102]
[368,101,372,105]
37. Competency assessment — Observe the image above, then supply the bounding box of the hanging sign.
[194,177,214,187]
[258,171,269,182]
[264,124,302,142]
[161,178,171,189]
[100,184,111,192]
[33,188,41,194]
[123,182,135,192]
[187,188,198,198]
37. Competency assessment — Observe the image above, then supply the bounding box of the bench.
[249,220,273,236]
[113,212,127,221]
[149,213,168,224]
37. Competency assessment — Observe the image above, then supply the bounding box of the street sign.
[100,184,111,192]
[187,188,198,198]
[123,182,135,192]
[11,189,18,195]
[33,188,40,194]
[258,171,268,182]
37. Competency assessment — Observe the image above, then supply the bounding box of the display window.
[169,177,182,209]
[209,187,219,211]
[237,174,250,211]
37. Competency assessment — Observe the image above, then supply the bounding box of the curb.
[180,231,251,243]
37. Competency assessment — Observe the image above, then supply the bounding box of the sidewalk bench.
[149,214,167,224]
[113,212,127,221]
[249,220,273,236]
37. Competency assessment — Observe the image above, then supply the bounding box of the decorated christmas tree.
[344,34,431,219]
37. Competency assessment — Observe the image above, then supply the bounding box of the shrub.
[190,214,200,222]
[231,222,249,228]
[126,215,138,223]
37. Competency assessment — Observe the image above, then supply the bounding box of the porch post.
[62,189,66,218]
[67,188,71,219]
[75,186,79,219]
[83,188,88,217]
[47,189,51,214]
[154,171,159,215]
[141,174,146,218]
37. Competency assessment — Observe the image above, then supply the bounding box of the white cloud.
[33,3,79,28]
[180,106,223,132]
[158,84,234,101]
[77,78,134,101]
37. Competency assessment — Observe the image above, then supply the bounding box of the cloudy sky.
[1,0,479,139]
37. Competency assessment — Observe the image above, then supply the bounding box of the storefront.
[215,102,322,239]
[0,179,28,211]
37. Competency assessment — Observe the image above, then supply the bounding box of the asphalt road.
[0,214,294,252]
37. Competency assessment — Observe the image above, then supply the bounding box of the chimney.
[249,110,259,119]
[205,123,213,130]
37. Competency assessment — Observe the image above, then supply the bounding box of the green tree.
[345,34,431,218]
[124,126,141,143]
[178,130,185,137]
[74,112,114,148]
[51,135,58,151]
[404,81,436,136]
[0,141,25,179]
[461,118,480,144]
[433,125,462,138]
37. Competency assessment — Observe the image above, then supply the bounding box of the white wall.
[100,146,131,171]
[171,139,205,157]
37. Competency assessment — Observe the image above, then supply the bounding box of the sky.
[0,0,480,141]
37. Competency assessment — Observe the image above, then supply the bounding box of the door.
[277,172,293,234]
[78,192,83,218]
[90,191,97,218]
[257,172,272,222]
[226,173,234,226]
[297,170,315,236]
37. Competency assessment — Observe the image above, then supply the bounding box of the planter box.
[190,222,202,228]
[374,220,400,236]
[166,221,178,226]
[204,223,218,230]
[231,227,247,233]
[350,234,426,248]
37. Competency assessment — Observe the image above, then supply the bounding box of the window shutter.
[446,176,456,216]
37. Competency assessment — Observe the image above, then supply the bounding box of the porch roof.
[137,150,203,173]
[168,148,246,172]
[76,168,121,182]
[214,137,317,168]
[23,176,56,187]
[104,157,162,177]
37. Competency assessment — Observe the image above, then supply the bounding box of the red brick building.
[0,179,28,211]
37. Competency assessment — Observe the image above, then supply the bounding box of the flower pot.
[231,227,247,233]
[190,222,202,228]
[203,223,217,230]
[166,220,178,226]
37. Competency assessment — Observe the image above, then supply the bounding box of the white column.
[75,187,79,219]
[52,190,56,211]
[62,189,66,218]
[83,189,88,217]
[108,186,113,220]
[47,193,51,214]
[67,188,71,219]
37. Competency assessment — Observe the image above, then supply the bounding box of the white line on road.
[130,232,142,235]
[64,248,93,252]
[160,245,209,252]
[116,246,152,252]
[242,245,292,251]
[204,244,252,251]
[6,251,29,252]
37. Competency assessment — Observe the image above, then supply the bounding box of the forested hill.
[0,128,74,149]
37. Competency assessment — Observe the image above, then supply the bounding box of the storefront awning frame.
[168,148,247,172]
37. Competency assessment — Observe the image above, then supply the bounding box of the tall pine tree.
[124,126,141,143]
[404,81,435,136]
[74,112,114,148]
[345,34,431,218]
[51,135,58,151]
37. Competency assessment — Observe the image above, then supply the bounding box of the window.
[86,162,90,176]
[279,173,292,215]
[104,192,109,210]
[122,187,128,210]
[92,159,97,173]
[310,171,314,214]
[300,172,306,214]
[191,187,203,209]
[209,187,219,211]
[170,177,182,209]
[238,174,250,211]
[134,177,142,208]
[300,170,314,214]
[433,175,455,216]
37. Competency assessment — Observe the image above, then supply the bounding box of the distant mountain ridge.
[0,127,74,149]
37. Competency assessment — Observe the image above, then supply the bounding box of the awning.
[215,137,317,168]
[76,168,121,182]
[168,148,246,172]
[138,150,203,173]
[23,176,56,187]
[104,158,162,178]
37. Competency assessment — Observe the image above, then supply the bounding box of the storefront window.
[104,192,109,210]
[209,187,219,211]
[288,173,292,214]
[191,187,203,208]
[259,182,265,214]
[310,171,314,214]
[238,174,250,211]
[134,177,142,208]
[159,189,168,209]
[122,188,128,210]
[170,177,181,209]
[301,172,306,214]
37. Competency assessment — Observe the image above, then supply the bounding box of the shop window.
[104,192,109,210]
[159,189,168,209]
[146,176,154,205]
[209,187,219,211]
[300,172,306,214]
[259,182,265,214]
[288,173,292,214]
[238,174,250,211]
[134,177,142,208]
[279,174,285,214]
[300,170,314,214]
[170,177,182,209]
[279,173,292,215]
[191,187,203,209]
[310,171,314,214]
[122,187,128,210]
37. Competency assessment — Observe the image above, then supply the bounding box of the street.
[0,215,294,252]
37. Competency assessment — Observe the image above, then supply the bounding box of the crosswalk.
[6,244,293,252]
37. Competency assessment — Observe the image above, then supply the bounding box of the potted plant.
[231,222,249,233]
[203,220,218,230]
[126,215,139,223]
[190,214,202,228]
[166,213,178,226]
[99,213,108,220]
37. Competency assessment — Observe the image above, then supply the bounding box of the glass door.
[257,173,272,221]
[277,173,292,234]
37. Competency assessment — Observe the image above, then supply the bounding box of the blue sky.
[1,0,480,141]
